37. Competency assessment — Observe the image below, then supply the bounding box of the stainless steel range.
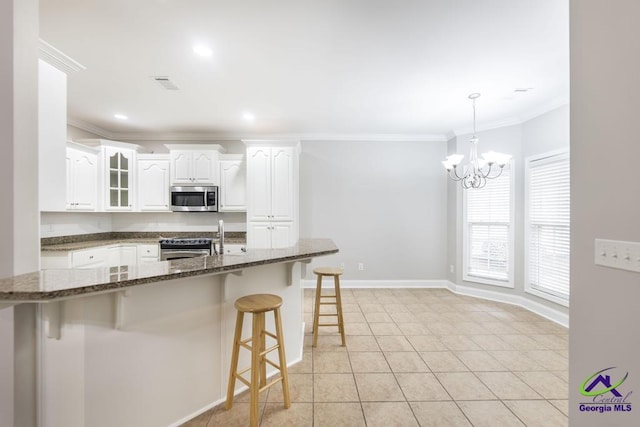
[159,238,214,261]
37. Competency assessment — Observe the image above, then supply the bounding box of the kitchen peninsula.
[1,239,338,427]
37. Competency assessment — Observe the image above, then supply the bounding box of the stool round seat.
[313,266,344,276]
[234,294,283,313]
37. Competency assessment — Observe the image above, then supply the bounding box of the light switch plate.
[595,239,640,273]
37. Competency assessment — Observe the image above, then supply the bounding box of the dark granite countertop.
[41,231,246,252]
[1,238,338,303]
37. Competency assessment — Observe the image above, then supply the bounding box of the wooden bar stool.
[226,294,290,426]
[312,267,346,347]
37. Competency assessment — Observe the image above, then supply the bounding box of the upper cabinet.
[138,154,170,211]
[66,143,98,211]
[246,146,296,222]
[74,139,145,212]
[166,144,225,185]
[219,154,246,212]
[105,146,136,210]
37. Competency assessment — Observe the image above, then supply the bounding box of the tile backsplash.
[41,211,246,237]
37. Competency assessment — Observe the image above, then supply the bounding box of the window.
[525,150,570,306]
[463,165,513,287]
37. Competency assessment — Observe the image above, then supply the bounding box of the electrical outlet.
[450,264,455,273]
[358,262,364,271]
[340,262,345,270]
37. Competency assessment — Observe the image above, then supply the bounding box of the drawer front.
[71,247,107,267]
[139,244,159,258]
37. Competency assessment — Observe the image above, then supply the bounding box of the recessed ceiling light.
[192,44,213,57]
[242,112,255,121]
[114,113,128,120]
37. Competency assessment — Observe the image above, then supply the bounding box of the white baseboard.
[446,280,569,328]
[302,279,568,328]
[169,354,304,427]
[301,279,449,289]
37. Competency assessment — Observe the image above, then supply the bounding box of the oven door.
[160,249,211,261]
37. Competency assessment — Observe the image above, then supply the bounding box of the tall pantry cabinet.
[244,141,299,248]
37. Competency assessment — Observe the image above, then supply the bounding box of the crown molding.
[38,39,86,74]
[79,131,448,143]
[517,96,569,123]
[451,98,570,137]
[452,117,522,137]
[67,118,114,139]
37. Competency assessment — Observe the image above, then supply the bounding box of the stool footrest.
[235,373,251,388]
[259,343,280,357]
[259,377,283,393]
[318,323,340,326]
[319,294,336,298]
[319,313,337,317]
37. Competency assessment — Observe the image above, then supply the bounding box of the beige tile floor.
[183,288,569,426]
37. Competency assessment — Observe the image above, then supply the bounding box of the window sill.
[462,274,514,289]
[525,287,569,308]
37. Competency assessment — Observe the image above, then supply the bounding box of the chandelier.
[442,93,511,189]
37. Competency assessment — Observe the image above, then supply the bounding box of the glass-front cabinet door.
[106,147,135,210]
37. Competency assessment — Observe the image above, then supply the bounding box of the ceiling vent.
[151,76,179,90]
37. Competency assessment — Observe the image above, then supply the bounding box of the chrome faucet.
[218,219,224,255]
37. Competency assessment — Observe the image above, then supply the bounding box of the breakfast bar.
[0,239,338,427]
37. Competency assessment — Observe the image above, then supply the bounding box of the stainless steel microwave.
[170,186,218,212]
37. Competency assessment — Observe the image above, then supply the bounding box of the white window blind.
[464,167,511,284]
[527,152,570,302]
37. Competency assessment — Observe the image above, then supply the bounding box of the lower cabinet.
[41,243,159,269]
[109,245,138,267]
[247,222,294,249]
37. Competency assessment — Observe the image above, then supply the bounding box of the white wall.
[570,0,640,424]
[0,0,16,422]
[39,60,68,212]
[110,212,246,233]
[447,106,570,318]
[299,140,448,280]
[1,0,40,425]
[522,104,570,158]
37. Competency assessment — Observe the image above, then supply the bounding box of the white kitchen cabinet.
[71,247,108,268]
[109,245,137,267]
[244,141,299,249]
[137,244,159,263]
[138,155,170,211]
[166,144,225,185]
[66,144,99,211]
[105,146,136,211]
[247,222,294,249]
[42,243,156,270]
[246,146,295,222]
[219,155,246,212]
